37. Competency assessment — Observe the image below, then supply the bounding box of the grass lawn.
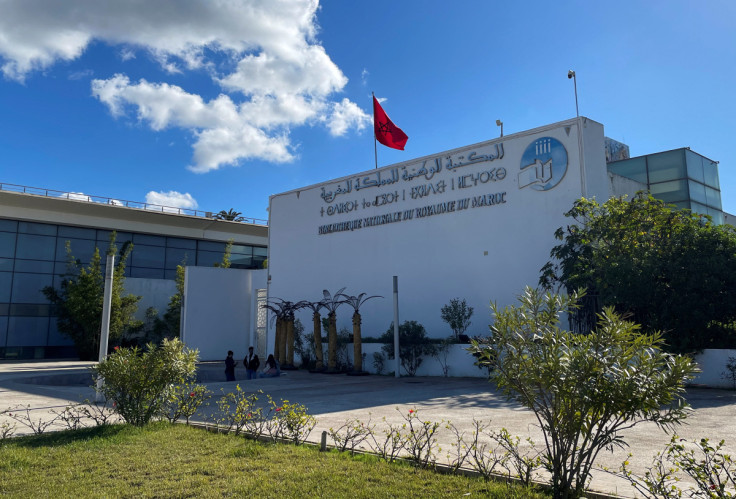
[0,422,549,498]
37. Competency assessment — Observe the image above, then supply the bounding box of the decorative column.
[273,317,282,363]
[285,313,295,368]
[278,317,287,365]
[313,311,324,370]
[327,311,337,371]
[352,311,362,372]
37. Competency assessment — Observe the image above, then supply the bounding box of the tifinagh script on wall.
[316,143,508,236]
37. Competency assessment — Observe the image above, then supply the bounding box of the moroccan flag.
[373,96,408,150]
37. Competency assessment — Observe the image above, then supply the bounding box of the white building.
[266,117,728,345]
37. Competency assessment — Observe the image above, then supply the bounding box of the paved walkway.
[1,361,735,497]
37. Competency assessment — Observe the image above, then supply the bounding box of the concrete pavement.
[1,361,735,497]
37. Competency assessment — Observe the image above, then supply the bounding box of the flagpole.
[372,92,378,169]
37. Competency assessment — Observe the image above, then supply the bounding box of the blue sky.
[0,0,734,221]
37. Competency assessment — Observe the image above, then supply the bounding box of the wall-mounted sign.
[518,137,568,191]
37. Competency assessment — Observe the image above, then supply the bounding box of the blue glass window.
[0,219,18,232]
[0,272,11,302]
[58,226,96,240]
[18,222,56,236]
[132,244,165,268]
[11,272,52,303]
[7,317,49,346]
[16,234,55,260]
[14,260,54,273]
[0,232,16,258]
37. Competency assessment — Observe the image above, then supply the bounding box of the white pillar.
[96,253,115,402]
[393,276,400,378]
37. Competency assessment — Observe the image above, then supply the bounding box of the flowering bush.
[328,417,375,454]
[215,386,265,436]
[91,338,198,426]
[163,382,211,424]
[267,398,316,445]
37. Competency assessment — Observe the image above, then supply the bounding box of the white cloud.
[361,68,369,86]
[92,75,295,170]
[61,191,92,201]
[68,69,93,80]
[145,190,198,211]
[0,0,367,171]
[119,48,136,62]
[326,98,370,136]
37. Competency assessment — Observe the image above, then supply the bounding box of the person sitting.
[244,346,260,380]
[259,354,280,378]
[225,350,237,381]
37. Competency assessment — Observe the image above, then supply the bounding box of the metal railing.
[0,182,268,226]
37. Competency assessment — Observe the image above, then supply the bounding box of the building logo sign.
[518,137,568,191]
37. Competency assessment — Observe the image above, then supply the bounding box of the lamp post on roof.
[568,69,586,197]
[496,119,503,138]
[568,70,579,119]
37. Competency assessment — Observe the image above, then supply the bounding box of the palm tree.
[263,299,289,365]
[281,300,305,369]
[214,208,245,221]
[339,292,382,373]
[322,288,346,372]
[301,299,327,371]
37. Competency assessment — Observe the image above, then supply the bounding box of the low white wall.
[692,349,736,389]
[338,345,736,386]
[342,342,486,378]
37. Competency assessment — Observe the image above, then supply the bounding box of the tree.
[540,194,736,353]
[440,298,473,339]
[213,239,233,268]
[154,263,185,340]
[214,209,245,221]
[380,321,437,376]
[469,287,698,499]
[339,292,382,372]
[43,233,142,360]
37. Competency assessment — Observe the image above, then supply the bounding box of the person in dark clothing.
[244,346,260,380]
[259,354,280,378]
[225,350,236,381]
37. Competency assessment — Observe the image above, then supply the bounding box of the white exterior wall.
[267,118,607,350]
[692,349,736,389]
[181,267,267,361]
[343,345,736,385]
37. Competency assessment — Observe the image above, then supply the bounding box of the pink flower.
[114,346,119,351]
[409,409,414,414]
[189,392,195,398]
[710,485,717,490]
[112,402,117,408]
[276,407,282,412]
[247,413,252,418]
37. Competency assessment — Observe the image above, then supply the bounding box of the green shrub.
[91,338,198,426]
[380,321,437,376]
[470,287,698,499]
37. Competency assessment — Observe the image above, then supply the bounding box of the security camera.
[567,70,575,79]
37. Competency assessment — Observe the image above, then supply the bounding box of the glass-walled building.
[607,148,723,224]
[0,187,268,360]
